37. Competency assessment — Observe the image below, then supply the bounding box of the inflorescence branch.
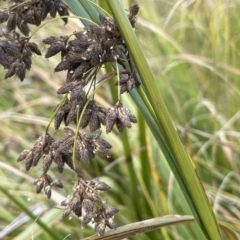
[0,0,140,236]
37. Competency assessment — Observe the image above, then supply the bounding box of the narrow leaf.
[82,215,195,240]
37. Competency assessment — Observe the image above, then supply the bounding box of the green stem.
[45,95,68,134]
[137,86,158,129]
[105,63,118,103]
[121,130,141,221]
[138,112,151,191]
[115,58,121,102]
[106,1,221,239]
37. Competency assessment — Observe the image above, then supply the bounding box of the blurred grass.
[0,0,240,239]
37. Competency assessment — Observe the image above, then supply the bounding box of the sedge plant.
[0,0,239,239]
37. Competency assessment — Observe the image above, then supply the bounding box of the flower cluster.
[47,6,139,133]
[0,0,69,81]
[106,102,137,134]
[44,21,126,82]
[43,4,139,84]
[116,73,136,94]
[0,0,69,36]
[0,37,42,81]
[6,1,141,237]
[61,177,118,236]
[55,82,137,134]
[18,128,111,169]
[17,133,54,171]
[34,173,63,199]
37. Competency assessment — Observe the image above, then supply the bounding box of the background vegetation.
[0,0,240,239]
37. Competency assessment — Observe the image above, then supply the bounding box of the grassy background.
[0,0,240,239]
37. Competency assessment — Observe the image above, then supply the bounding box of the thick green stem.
[106,1,221,239]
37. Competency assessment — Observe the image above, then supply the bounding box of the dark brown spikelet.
[0,37,42,81]
[57,81,79,94]
[106,108,118,134]
[80,100,107,132]
[0,40,19,68]
[15,61,26,81]
[116,74,135,94]
[57,2,69,24]
[89,178,111,191]
[28,42,42,56]
[17,134,54,171]
[17,149,30,162]
[52,151,63,171]
[106,103,137,134]
[129,3,140,16]
[54,110,65,130]
[43,151,53,173]
[92,137,111,158]
[61,177,118,235]
[94,199,119,236]
[34,173,63,199]
[0,0,69,82]
[4,60,26,81]
[17,17,30,36]
[0,10,9,23]
[0,46,10,68]
[6,13,17,32]
[43,36,68,58]
[128,4,140,27]
[3,0,69,36]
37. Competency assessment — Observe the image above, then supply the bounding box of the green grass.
[0,0,240,239]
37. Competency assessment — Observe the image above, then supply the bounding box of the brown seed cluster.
[44,19,129,82]
[0,37,42,81]
[8,1,141,237]
[116,73,136,94]
[49,7,139,133]
[106,102,137,134]
[0,0,69,36]
[61,177,118,236]
[42,4,139,85]
[0,0,69,81]
[34,173,63,199]
[18,128,111,169]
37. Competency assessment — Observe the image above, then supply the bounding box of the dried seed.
[54,60,70,72]
[6,14,16,32]
[43,153,53,173]
[17,149,30,162]
[80,108,92,128]
[35,179,44,193]
[45,42,65,58]
[29,42,42,55]
[17,18,30,36]
[89,110,99,132]
[0,10,9,24]
[95,220,106,237]
[106,217,117,229]
[0,46,10,68]
[106,108,117,133]
[116,119,125,133]
[44,185,52,199]
[62,207,72,218]
[54,110,65,129]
